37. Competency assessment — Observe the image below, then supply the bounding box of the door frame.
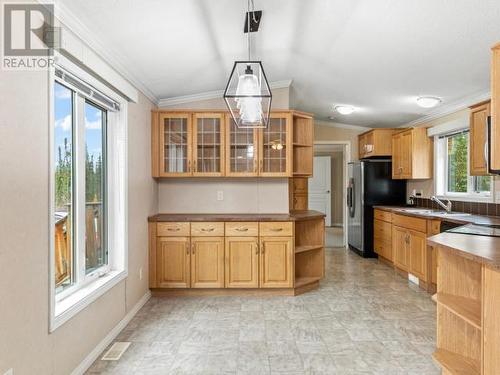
[313,141,351,248]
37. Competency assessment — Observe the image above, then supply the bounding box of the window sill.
[51,270,127,332]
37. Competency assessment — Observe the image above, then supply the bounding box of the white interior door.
[308,156,332,226]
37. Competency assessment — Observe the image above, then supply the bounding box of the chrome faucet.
[431,196,452,213]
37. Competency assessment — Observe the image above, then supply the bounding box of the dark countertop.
[375,205,500,269]
[374,205,500,226]
[148,210,326,222]
[428,232,500,269]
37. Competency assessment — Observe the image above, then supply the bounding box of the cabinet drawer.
[191,222,224,236]
[374,219,392,240]
[392,214,427,233]
[374,209,392,223]
[225,222,259,237]
[157,222,190,236]
[259,222,293,236]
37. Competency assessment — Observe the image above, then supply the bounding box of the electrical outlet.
[217,191,224,201]
[4,369,13,375]
[139,267,143,280]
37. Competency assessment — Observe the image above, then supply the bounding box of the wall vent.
[101,342,131,361]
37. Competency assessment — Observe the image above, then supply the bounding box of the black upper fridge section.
[363,160,406,206]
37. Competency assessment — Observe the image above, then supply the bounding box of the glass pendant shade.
[224,61,272,128]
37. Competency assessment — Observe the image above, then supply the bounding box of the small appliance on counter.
[347,160,407,257]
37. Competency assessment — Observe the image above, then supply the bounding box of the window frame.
[49,54,128,332]
[434,130,494,202]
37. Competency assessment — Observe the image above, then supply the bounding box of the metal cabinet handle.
[201,227,215,232]
[255,243,259,255]
[261,242,265,254]
[192,243,195,255]
[236,227,249,232]
[168,227,181,232]
[270,228,283,232]
[186,242,190,254]
[254,159,257,172]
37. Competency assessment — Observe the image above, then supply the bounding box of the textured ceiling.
[61,0,500,127]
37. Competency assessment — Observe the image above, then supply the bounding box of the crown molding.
[403,90,491,127]
[51,0,159,104]
[316,120,370,131]
[158,80,293,107]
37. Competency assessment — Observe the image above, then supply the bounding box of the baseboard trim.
[71,290,152,375]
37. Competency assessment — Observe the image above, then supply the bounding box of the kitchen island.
[147,210,325,296]
[428,231,500,375]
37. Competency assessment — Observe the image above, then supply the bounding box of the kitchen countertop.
[148,210,326,222]
[374,205,500,226]
[375,205,500,269]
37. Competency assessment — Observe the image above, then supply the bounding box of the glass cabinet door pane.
[262,117,288,174]
[228,118,257,174]
[163,117,189,173]
[195,116,222,173]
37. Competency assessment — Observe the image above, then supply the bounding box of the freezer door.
[347,162,363,251]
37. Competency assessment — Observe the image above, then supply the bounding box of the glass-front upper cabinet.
[259,113,292,177]
[225,114,259,176]
[159,113,192,176]
[192,113,224,176]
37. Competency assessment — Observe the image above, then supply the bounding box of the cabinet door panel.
[469,103,489,176]
[392,134,401,178]
[260,237,293,288]
[192,113,224,176]
[399,131,412,178]
[157,237,190,288]
[225,237,259,288]
[191,237,224,288]
[374,219,392,261]
[259,114,292,176]
[225,115,258,176]
[392,226,408,271]
[159,114,192,176]
[408,230,427,281]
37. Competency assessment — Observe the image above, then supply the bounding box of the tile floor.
[86,247,438,375]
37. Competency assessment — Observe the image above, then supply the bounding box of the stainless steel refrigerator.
[347,160,407,257]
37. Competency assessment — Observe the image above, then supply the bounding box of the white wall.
[0,59,156,375]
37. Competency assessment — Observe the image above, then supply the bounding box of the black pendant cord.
[247,0,251,61]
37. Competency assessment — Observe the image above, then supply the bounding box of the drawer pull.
[167,227,181,232]
[270,228,283,232]
[236,227,249,232]
[201,227,215,232]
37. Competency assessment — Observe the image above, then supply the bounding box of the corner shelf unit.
[293,216,325,294]
[432,246,500,375]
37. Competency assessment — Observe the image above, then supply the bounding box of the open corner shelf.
[295,276,321,288]
[437,293,482,330]
[295,244,323,254]
[432,349,480,375]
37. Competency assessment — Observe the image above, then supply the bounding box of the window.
[435,130,493,200]
[51,62,127,330]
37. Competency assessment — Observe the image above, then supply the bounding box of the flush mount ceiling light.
[334,105,355,115]
[416,96,442,108]
[223,0,271,128]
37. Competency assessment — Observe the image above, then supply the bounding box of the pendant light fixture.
[223,0,272,128]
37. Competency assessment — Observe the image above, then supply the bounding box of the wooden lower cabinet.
[260,237,293,288]
[225,237,259,288]
[191,237,224,288]
[157,237,190,288]
[408,230,427,280]
[393,225,409,271]
[374,218,392,261]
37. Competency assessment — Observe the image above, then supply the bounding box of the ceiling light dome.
[416,96,442,108]
[334,105,355,115]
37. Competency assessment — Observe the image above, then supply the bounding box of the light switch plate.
[217,191,223,201]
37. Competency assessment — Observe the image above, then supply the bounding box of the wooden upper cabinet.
[225,114,259,177]
[470,101,491,176]
[225,237,259,288]
[358,129,395,159]
[157,236,191,288]
[192,113,225,176]
[392,128,433,179]
[491,44,500,172]
[259,113,292,177]
[158,113,192,177]
[190,236,224,288]
[260,236,293,288]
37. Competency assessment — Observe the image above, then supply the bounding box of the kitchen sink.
[431,212,472,217]
[400,208,436,214]
[399,208,471,217]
